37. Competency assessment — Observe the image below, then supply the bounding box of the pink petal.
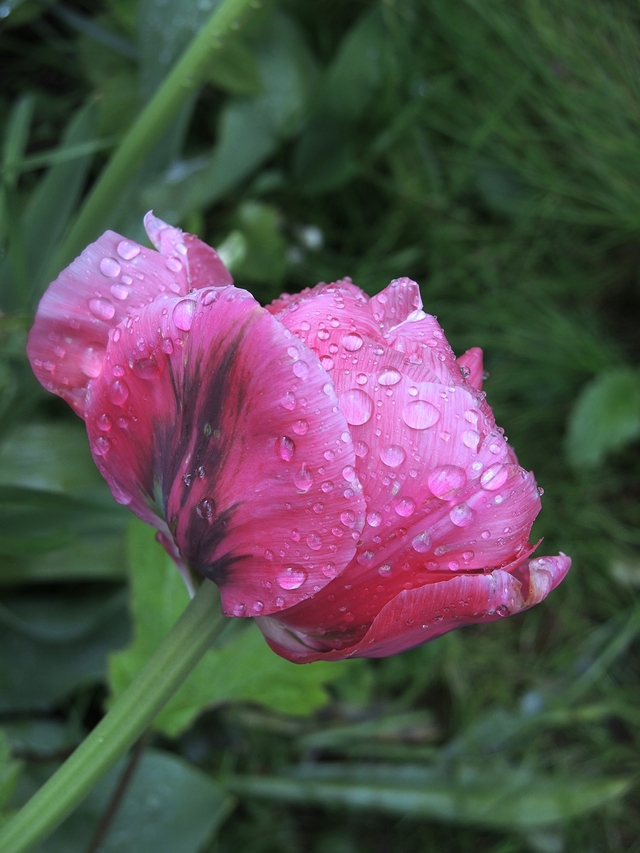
[84,286,365,617]
[258,553,570,662]
[457,347,484,391]
[27,217,232,416]
[143,212,232,291]
[369,277,424,332]
[267,278,369,318]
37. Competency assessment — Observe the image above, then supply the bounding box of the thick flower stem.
[0,580,225,853]
[50,0,263,275]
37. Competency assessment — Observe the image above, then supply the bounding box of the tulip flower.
[27,214,570,663]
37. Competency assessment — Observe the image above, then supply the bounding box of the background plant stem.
[0,580,225,853]
[49,0,262,276]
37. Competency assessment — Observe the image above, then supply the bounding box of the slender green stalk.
[0,580,225,853]
[50,0,262,275]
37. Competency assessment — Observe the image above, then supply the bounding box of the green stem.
[50,0,262,275]
[0,580,225,853]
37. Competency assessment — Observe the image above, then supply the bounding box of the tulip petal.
[84,286,365,616]
[369,276,424,331]
[27,216,231,416]
[258,553,570,662]
[457,347,484,391]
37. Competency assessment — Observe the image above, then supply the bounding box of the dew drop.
[196,497,216,521]
[110,283,130,300]
[281,391,296,410]
[233,603,246,616]
[317,329,330,341]
[378,564,392,575]
[395,497,416,517]
[427,465,466,498]
[293,463,313,492]
[161,337,174,354]
[354,440,369,457]
[480,463,509,491]
[339,389,373,425]
[380,444,406,468]
[99,257,121,277]
[356,373,368,385]
[322,563,339,579]
[462,430,480,450]
[292,419,308,435]
[89,297,116,321]
[97,414,112,432]
[412,531,431,553]
[92,436,111,456]
[496,604,510,617]
[277,566,307,590]
[278,435,295,461]
[80,345,106,378]
[402,400,440,429]
[378,367,401,386]
[276,596,285,607]
[306,532,322,550]
[367,510,383,527]
[320,355,334,370]
[449,503,474,527]
[166,256,183,273]
[481,530,491,540]
[340,510,356,528]
[116,240,141,260]
[172,299,195,331]
[342,332,363,351]
[253,601,264,613]
[293,360,309,378]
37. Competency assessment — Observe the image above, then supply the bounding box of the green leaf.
[230,201,287,286]
[22,749,230,853]
[109,519,347,737]
[566,367,640,468]
[207,38,262,95]
[229,761,630,829]
[0,587,130,712]
[142,12,317,222]
[0,730,22,815]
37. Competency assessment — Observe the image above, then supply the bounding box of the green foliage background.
[1,0,640,850]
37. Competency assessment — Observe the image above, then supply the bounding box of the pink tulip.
[27,214,570,662]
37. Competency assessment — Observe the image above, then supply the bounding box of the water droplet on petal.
[320,355,334,370]
[99,257,121,277]
[380,445,406,468]
[480,463,509,491]
[322,563,338,579]
[292,360,309,378]
[110,284,130,300]
[395,497,416,517]
[354,440,369,457]
[378,367,401,386]
[80,345,106,378]
[367,510,383,527]
[281,391,296,410]
[356,373,368,385]
[340,510,356,528]
[293,463,313,492]
[97,414,112,432]
[342,332,363,351]
[166,256,183,273]
[402,400,440,429]
[427,465,466,498]
[116,240,141,260]
[378,564,392,575]
[306,532,322,550]
[411,531,431,553]
[278,435,295,461]
[462,430,480,450]
[496,604,510,617]
[89,297,116,321]
[339,389,373,425]
[92,436,111,456]
[253,601,264,613]
[277,566,307,590]
[196,497,216,521]
[449,503,474,527]
[172,299,195,331]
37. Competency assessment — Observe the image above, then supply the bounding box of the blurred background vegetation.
[1,0,640,850]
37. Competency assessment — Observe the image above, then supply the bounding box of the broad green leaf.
[142,12,317,223]
[0,587,130,711]
[566,367,640,468]
[207,38,262,95]
[229,761,630,829]
[20,101,100,308]
[109,520,347,737]
[23,749,230,853]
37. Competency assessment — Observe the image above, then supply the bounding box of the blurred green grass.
[1,0,640,851]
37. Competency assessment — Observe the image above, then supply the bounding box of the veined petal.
[84,286,365,617]
[27,217,231,416]
[258,553,570,662]
[369,277,424,331]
